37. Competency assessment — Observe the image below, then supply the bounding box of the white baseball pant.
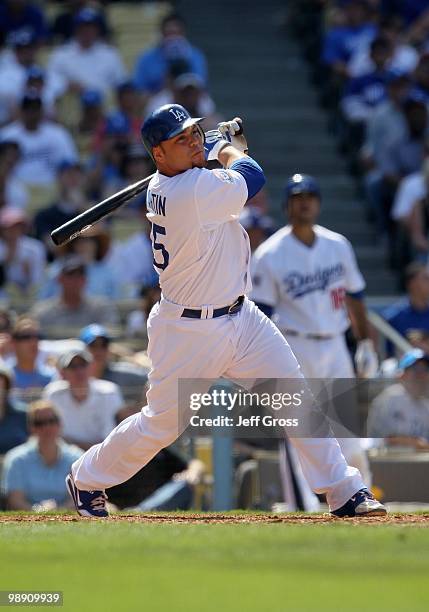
[72,297,366,510]
[284,332,372,485]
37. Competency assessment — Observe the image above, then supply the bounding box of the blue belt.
[181,296,245,319]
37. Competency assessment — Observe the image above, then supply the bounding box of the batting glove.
[204,129,231,161]
[354,339,379,378]
[218,117,248,154]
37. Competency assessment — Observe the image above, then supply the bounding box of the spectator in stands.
[0,362,27,455]
[126,283,161,338]
[361,70,410,173]
[133,12,208,95]
[0,140,28,209]
[106,405,204,511]
[145,72,219,130]
[411,53,429,103]
[43,348,123,450]
[0,1,48,41]
[391,158,429,257]
[372,94,429,230]
[348,15,419,77]
[24,65,61,119]
[51,0,110,43]
[33,160,87,258]
[0,207,46,296]
[1,399,83,511]
[76,89,106,155]
[79,324,149,402]
[106,81,142,145]
[0,90,77,187]
[86,114,130,200]
[69,226,118,298]
[0,29,39,125]
[341,37,394,131]
[116,144,153,213]
[112,212,158,296]
[31,255,119,333]
[41,225,120,300]
[383,262,429,354]
[239,206,274,252]
[322,0,377,80]
[10,316,54,399]
[48,7,126,96]
[367,348,429,449]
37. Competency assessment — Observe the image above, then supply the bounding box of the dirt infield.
[0,512,428,525]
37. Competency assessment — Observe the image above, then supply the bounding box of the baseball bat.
[50,173,155,246]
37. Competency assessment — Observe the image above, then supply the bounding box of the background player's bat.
[50,173,155,246]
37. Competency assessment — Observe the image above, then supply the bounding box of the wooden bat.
[50,173,155,246]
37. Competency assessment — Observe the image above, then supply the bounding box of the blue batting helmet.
[141,104,204,159]
[285,173,321,203]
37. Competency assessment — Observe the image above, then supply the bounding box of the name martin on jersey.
[283,263,345,298]
[147,191,167,216]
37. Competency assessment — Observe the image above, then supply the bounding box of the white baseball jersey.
[146,167,251,307]
[250,225,365,335]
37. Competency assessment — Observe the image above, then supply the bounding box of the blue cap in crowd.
[106,114,130,135]
[398,349,429,371]
[8,29,37,48]
[81,89,103,107]
[74,8,102,28]
[80,324,111,346]
[26,66,45,81]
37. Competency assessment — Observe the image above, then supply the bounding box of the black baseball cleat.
[331,488,387,518]
[66,473,109,518]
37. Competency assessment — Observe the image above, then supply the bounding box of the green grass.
[1,518,429,612]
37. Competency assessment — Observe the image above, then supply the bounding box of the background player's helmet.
[141,104,205,159]
[284,173,321,204]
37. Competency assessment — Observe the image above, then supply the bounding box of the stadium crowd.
[290,0,429,434]
[296,2,429,275]
[0,0,429,513]
[0,1,218,512]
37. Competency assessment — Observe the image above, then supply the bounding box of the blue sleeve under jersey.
[230,157,266,200]
[255,302,273,318]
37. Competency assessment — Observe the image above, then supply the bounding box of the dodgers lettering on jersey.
[250,225,365,335]
[146,167,251,307]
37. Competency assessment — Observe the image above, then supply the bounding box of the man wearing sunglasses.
[10,316,54,401]
[1,400,83,511]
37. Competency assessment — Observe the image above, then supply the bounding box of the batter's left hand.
[218,117,248,154]
[355,339,378,378]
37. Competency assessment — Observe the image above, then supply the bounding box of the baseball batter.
[66,104,386,518]
[250,174,378,488]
